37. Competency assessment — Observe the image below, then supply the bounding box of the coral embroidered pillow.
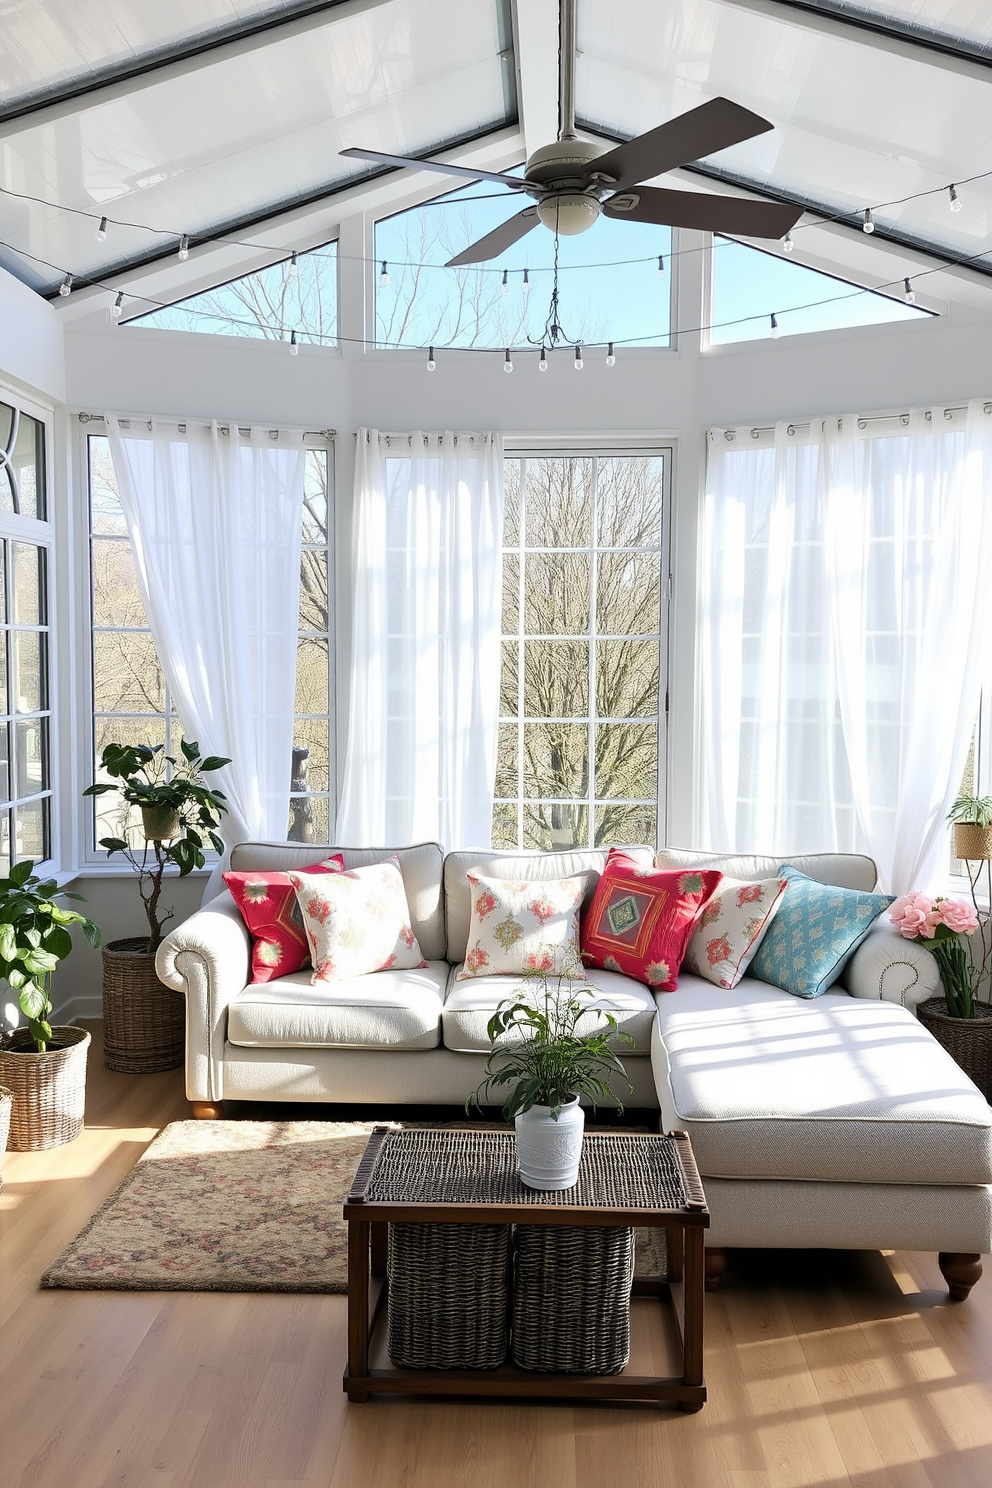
[456,873,588,980]
[286,860,427,983]
[224,857,344,983]
[749,864,894,998]
[580,851,722,991]
[683,876,789,990]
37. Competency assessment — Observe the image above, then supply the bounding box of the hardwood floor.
[2,1022,992,1488]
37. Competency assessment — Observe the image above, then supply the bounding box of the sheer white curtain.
[336,429,504,849]
[700,404,992,892]
[105,417,308,893]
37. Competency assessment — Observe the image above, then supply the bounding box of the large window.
[0,394,53,873]
[493,452,668,850]
[87,433,333,848]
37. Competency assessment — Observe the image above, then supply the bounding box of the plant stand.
[102,938,185,1073]
[0,1027,90,1150]
[916,996,992,1101]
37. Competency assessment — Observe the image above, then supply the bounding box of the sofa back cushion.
[443,847,652,965]
[654,847,877,892]
[229,841,446,961]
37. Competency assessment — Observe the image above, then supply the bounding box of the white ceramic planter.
[514,1097,585,1190]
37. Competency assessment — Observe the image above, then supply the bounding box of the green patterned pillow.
[748,865,893,998]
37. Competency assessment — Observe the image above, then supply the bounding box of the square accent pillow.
[456,873,588,980]
[748,864,894,998]
[580,850,722,990]
[287,859,427,983]
[683,876,789,990]
[224,856,344,983]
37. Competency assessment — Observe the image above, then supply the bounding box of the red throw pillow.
[580,851,722,990]
[224,857,344,983]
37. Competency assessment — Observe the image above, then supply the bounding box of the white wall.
[0,266,65,404]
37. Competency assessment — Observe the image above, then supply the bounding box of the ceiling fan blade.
[604,185,802,238]
[445,207,540,267]
[340,147,526,190]
[591,98,774,191]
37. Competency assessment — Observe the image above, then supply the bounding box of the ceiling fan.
[340,0,802,267]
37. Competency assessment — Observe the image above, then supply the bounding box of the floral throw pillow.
[286,859,427,983]
[224,857,344,984]
[580,850,722,991]
[456,872,588,980]
[682,875,789,990]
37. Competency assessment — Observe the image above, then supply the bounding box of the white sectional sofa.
[157,840,992,1298]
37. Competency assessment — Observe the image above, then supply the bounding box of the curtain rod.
[723,401,992,440]
[76,412,335,439]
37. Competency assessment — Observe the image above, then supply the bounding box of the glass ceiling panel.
[0,2,338,106]
[0,0,512,295]
[798,3,992,53]
[577,0,992,271]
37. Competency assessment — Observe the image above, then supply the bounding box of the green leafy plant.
[0,861,101,1052]
[948,792,992,829]
[83,740,230,953]
[466,965,633,1121]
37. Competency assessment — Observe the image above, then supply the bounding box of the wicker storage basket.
[0,1084,12,1184]
[0,1027,90,1150]
[387,1222,511,1369]
[102,938,185,1073]
[953,823,992,862]
[512,1224,635,1375]
[917,996,992,1100]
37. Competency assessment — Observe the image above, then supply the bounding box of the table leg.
[371,1219,388,1279]
[680,1223,705,1406]
[346,1218,371,1402]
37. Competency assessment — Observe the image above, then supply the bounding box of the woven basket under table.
[102,938,185,1074]
[512,1223,636,1375]
[387,1221,512,1369]
[917,996,992,1101]
[0,1026,90,1150]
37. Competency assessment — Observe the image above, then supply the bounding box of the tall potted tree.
[83,740,230,1073]
[0,861,101,1150]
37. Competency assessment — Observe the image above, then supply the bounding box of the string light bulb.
[427,346,435,371]
[501,268,509,296]
[58,273,72,297]
[657,254,666,278]
[606,342,615,367]
[287,250,299,277]
[862,208,874,234]
[903,277,916,304]
[949,183,962,213]
[504,347,513,373]
[770,313,780,339]
[783,230,794,254]
[574,345,584,369]
[379,260,389,287]
[96,216,108,242]
[111,291,123,319]
[522,268,530,294]
[289,330,299,355]
[178,234,189,260]
[539,345,548,371]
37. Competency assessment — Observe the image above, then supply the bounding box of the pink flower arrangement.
[889,892,979,1019]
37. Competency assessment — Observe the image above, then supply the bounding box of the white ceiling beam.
[510,0,561,160]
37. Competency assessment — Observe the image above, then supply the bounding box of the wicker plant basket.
[917,996,992,1100]
[0,1027,90,1150]
[387,1221,512,1369]
[953,823,992,862]
[102,937,185,1074]
[512,1223,635,1375]
[0,1084,12,1184]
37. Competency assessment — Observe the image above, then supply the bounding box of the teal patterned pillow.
[749,865,893,998]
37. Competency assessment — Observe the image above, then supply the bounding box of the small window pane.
[303,451,328,543]
[491,801,518,849]
[597,459,664,547]
[503,461,520,547]
[0,723,8,801]
[522,722,589,797]
[496,724,519,799]
[0,634,7,715]
[523,802,588,851]
[525,459,593,549]
[16,716,47,797]
[89,438,127,535]
[596,640,660,719]
[299,551,329,633]
[93,632,166,713]
[15,797,48,861]
[594,804,657,848]
[595,723,658,799]
[91,538,147,627]
[13,630,45,713]
[0,809,10,876]
[500,640,518,715]
[11,412,45,521]
[1,469,14,517]
[523,640,589,717]
[13,544,45,625]
[295,637,329,716]
[292,719,330,794]
[597,553,659,634]
[0,402,13,447]
[524,553,590,634]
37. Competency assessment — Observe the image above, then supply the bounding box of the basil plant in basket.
[467,964,633,1191]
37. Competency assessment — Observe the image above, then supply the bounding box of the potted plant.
[83,739,230,1073]
[467,966,633,1190]
[0,860,101,1150]
[948,791,992,865]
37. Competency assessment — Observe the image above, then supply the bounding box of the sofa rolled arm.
[156,891,250,1103]
[844,917,940,1011]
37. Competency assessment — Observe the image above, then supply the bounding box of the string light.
[606,342,615,366]
[783,231,794,254]
[522,268,530,294]
[95,216,108,242]
[178,234,190,260]
[427,346,435,371]
[111,290,123,319]
[501,268,509,296]
[574,345,584,369]
[539,345,548,371]
[862,208,875,234]
[657,254,666,278]
[949,184,962,213]
[504,347,512,373]
[287,250,299,277]
[58,273,72,296]
[289,330,298,355]
[770,313,780,338]
[903,277,916,304]
[379,260,389,286]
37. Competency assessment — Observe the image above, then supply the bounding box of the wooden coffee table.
[343,1125,709,1410]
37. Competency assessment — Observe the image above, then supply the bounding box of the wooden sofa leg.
[938,1252,983,1301]
[191,1101,224,1120]
[705,1247,728,1292]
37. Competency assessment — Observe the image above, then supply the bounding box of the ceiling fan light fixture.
[536,193,602,236]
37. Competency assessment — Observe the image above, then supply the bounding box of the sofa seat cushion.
[226,961,447,1051]
[652,978,992,1186]
[442,968,655,1055]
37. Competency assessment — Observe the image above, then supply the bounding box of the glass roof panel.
[798,3,992,53]
[577,0,992,271]
[0,0,512,294]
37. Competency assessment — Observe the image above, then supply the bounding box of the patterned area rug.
[41,1119,667,1293]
